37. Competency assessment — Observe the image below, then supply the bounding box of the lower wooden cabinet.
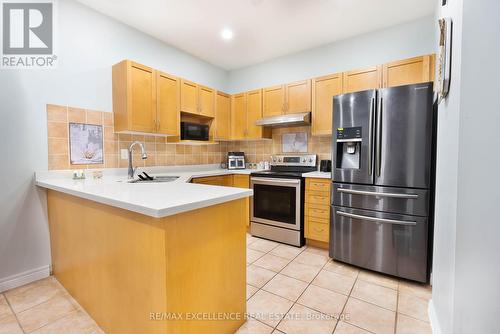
[191,174,251,227]
[305,178,331,243]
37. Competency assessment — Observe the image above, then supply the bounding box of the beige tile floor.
[240,233,433,334]
[0,234,432,334]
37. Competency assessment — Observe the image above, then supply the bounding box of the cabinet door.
[129,62,157,132]
[215,92,231,140]
[286,80,311,114]
[156,71,180,136]
[342,66,382,94]
[199,85,215,117]
[231,93,246,140]
[232,175,250,227]
[246,89,263,139]
[180,79,198,114]
[382,54,435,88]
[312,73,343,136]
[263,85,285,117]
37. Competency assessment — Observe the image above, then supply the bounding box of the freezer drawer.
[330,206,428,282]
[332,183,429,216]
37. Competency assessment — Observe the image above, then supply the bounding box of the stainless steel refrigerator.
[330,82,434,283]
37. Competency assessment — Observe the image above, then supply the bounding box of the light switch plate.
[120,149,128,160]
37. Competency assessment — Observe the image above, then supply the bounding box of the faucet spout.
[128,141,147,179]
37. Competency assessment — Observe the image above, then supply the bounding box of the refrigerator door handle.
[336,210,417,226]
[376,96,383,177]
[337,188,419,199]
[368,97,375,176]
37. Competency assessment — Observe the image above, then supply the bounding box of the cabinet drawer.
[307,219,330,242]
[305,203,330,219]
[306,192,330,205]
[306,179,331,192]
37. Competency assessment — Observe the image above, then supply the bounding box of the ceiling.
[76,0,435,70]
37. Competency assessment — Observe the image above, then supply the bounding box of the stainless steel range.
[331,82,435,283]
[250,154,317,247]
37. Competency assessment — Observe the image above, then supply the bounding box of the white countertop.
[302,171,331,179]
[35,165,263,218]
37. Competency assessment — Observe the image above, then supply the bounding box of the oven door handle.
[251,177,301,185]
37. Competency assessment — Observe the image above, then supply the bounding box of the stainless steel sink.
[127,176,179,183]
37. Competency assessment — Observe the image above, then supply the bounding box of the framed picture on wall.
[282,133,308,153]
[69,123,104,165]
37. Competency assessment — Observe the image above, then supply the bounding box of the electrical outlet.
[120,149,128,160]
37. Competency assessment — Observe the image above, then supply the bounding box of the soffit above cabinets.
[76,0,435,70]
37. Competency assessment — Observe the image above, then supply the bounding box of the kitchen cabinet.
[180,80,215,117]
[305,178,331,244]
[113,60,179,135]
[285,80,311,114]
[263,85,286,117]
[232,175,251,227]
[246,89,271,139]
[180,79,198,114]
[263,80,312,117]
[214,91,231,140]
[191,175,232,186]
[342,66,382,94]
[231,93,246,140]
[382,54,435,88]
[312,73,343,136]
[156,71,180,136]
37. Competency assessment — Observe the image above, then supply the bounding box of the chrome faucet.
[128,141,147,179]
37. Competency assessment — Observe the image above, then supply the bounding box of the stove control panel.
[271,154,317,167]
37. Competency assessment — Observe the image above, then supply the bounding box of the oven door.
[251,177,301,230]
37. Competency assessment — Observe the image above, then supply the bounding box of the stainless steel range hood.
[255,112,311,127]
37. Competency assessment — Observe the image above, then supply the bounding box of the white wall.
[452,0,500,332]
[226,16,435,93]
[431,0,500,333]
[0,0,227,287]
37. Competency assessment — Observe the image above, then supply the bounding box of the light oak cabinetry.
[312,73,343,136]
[305,178,331,244]
[231,93,247,140]
[263,80,312,117]
[382,54,435,88]
[113,60,179,136]
[180,80,216,117]
[263,85,286,117]
[286,80,311,114]
[342,66,382,94]
[214,91,231,140]
[231,90,271,140]
[191,174,251,227]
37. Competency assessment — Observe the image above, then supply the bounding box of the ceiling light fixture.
[220,28,234,41]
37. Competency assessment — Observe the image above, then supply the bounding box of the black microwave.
[180,122,209,141]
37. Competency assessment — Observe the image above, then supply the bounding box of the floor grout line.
[3,291,27,334]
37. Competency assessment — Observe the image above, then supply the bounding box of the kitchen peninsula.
[36,167,253,334]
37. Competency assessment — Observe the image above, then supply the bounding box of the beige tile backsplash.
[46,104,331,170]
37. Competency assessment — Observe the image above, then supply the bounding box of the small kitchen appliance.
[227,152,246,170]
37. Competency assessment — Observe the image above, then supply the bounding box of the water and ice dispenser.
[335,127,362,169]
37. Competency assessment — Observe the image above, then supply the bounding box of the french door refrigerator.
[330,82,434,282]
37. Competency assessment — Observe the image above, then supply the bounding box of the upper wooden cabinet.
[286,80,311,114]
[263,80,312,117]
[263,85,285,117]
[180,80,215,117]
[112,60,179,136]
[312,73,343,136]
[382,55,435,88]
[342,66,382,94]
[156,71,180,136]
[214,92,231,141]
[246,89,271,139]
[231,93,246,140]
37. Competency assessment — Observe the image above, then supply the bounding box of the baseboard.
[428,299,443,334]
[0,265,51,293]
